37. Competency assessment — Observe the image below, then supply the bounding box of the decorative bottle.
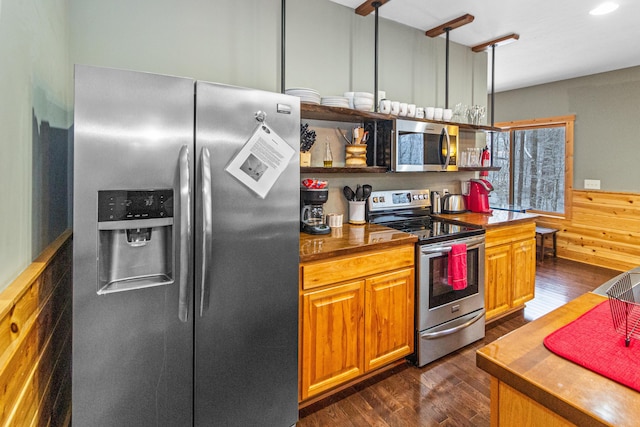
[323,139,333,168]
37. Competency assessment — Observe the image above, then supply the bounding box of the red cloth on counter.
[543,300,640,392]
[447,243,467,290]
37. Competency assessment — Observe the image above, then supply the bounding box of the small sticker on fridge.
[225,124,295,199]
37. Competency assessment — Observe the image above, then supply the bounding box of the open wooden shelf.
[301,103,390,122]
[300,103,502,132]
[457,166,501,172]
[301,166,388,174]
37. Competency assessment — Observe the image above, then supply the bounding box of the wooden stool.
[535,227,558,264]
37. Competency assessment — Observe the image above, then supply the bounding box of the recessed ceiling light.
[589,2,619,15]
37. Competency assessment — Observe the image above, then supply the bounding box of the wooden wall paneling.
[536,190,640,272]
[0,230,72,426]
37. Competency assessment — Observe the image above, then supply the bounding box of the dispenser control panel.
[98,189,173,222]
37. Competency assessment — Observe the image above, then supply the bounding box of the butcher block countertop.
[435,210,538,228]
[300,224,417,263]
[476,292,640,427]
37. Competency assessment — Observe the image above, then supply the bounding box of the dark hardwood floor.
[297,258,620,427]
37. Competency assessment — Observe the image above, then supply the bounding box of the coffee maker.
[300,188,331,235]
[466,178,494,213]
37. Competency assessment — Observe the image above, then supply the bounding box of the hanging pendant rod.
[374,2,380,111]
[426,14,474,109]
[491,45,495,127]
[471,33,519,127]
[355,0,391,112]
[280,0,286,93]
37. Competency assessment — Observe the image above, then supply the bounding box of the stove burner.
[369,211,484,243]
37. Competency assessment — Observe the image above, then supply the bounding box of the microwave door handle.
[199,147,213,317]
[178,145,191,323]
[441,127,451,170]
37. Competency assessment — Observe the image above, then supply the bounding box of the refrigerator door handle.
[178,145,191,322]
[199,147,213,316]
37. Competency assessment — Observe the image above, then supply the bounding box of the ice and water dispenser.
[97,189,174,294]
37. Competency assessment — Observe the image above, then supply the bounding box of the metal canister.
[430,191,441,214]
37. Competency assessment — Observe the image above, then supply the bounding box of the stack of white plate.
[285,88,321,104]
[321,96,350,108]
[353,92,374,111]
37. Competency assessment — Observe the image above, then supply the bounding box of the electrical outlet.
[584,179,601,190]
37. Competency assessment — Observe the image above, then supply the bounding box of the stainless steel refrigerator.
[72,65,300,426]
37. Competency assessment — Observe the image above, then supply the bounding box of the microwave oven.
[392,120,458,172]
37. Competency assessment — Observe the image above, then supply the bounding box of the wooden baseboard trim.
[486,306,525,325]
[299,359,408,410]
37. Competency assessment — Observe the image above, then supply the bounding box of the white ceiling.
[328,0,640,92]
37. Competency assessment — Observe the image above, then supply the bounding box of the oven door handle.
[420,309,485,340]
[421,241,484,254]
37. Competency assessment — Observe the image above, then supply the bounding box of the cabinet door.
[364,268,414,371]
[512,238,537,308]
[300,280,364,401]
[485,244,512,320]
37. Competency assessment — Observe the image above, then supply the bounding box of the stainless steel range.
[368,189,486,367]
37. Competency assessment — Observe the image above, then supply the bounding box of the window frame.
[493,115,575,219]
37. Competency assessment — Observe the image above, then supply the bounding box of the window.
[487,115,574,217]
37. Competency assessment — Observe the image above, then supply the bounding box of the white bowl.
[354,92,374,99]
[354,97,373,106]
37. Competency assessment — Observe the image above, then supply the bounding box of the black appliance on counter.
[300,188,330,235]
[368,188,486,367]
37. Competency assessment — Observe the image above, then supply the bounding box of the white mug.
[407,104,416,117]
[425,107,435,120]
[399,103,408,117]
[390,101,400,115]
[434,107,443,120]
[415,107,425,118]
[326,213,343,228]
[379,99,391,114]
[443,108,453,121]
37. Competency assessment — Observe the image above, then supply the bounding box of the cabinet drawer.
[485,222,536,248]
[301,245,414,290]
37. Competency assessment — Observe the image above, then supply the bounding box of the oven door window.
[397,132,444,167]
[429,248,479,308]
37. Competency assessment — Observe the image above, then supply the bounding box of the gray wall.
[1,0,488,291]
[494,65,640,192]
[0,0,72,292]
[68,0,488,221]
[69,0,487,108]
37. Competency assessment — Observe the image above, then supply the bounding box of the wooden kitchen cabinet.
[299,244,414,402]
[484,222,536,321]
[485,243,512,319]
[365,268,414,372]
[300,280,365,400]
[511,237,537,307]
